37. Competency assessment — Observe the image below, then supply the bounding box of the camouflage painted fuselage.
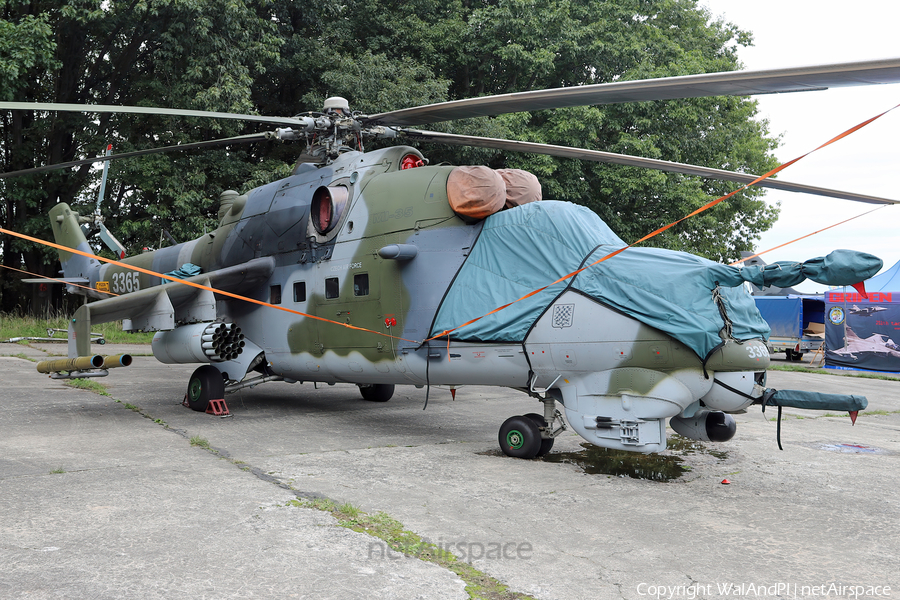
[50,145,771,452]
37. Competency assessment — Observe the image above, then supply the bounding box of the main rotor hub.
[268,97,397,165]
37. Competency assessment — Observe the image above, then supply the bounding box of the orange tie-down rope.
[3,102,898,348]
[0,227,419,345]
[0,263,120,297]
[424,101,900,345]
[729,204,887,266]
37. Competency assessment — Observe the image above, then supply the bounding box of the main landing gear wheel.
[359,383,394,402]
[523,413,555,457]
[186,365,225,412]
[498,415,542,459]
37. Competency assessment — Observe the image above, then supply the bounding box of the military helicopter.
[2,58,897,458]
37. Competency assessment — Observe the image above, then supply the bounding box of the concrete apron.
[1,346,898,600]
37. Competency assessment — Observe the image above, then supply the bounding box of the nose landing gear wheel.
[498,415,542,459]
[186,365,225,412]
[359,383,394,402]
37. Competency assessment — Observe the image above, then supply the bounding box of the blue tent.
[857,259,900,293]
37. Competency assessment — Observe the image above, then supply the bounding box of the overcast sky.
[700,0,900,291]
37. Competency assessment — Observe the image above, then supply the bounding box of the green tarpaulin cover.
[431,201,770,360]
[165,263,202,279]
[725,250,882,289]
[764,389,867,411]
[431,201,884,360]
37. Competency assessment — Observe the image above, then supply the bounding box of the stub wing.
[68,257,274,357]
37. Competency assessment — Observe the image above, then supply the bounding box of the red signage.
[828,292,892,302]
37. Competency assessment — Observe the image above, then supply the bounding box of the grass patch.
[288,499,536,600]
[49,467,65,474]
[768,414,813,421]
[823,409,900,418]
[772,408,900,421]
[4,352,36,362]
[0,314,154,344]
[303,497,336,511]
[337,502,361,519]
[65,378,111,396]
[769,363,900,381]
[190,435,211,450]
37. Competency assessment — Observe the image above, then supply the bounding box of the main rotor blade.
[0,133,267,179]
[369,58,900,126]
[0,102,306,126]
[400,129,900,205]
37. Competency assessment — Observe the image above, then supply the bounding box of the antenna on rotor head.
[323,96,350,116]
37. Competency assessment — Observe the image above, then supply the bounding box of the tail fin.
[48,203,94,282]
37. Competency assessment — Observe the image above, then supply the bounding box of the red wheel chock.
[206,398,230,416]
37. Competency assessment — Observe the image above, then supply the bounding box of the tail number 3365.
[112,271,140,293]
[747,344,769,359]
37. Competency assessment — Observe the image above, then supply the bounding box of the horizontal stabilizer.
[21,277,89,284]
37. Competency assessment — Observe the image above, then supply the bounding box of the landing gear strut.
[498,396,566,459]
[524,413,555,456]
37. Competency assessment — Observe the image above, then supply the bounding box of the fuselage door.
[313,258,383,355]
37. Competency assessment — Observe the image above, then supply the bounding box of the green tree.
[301,0,779,261]
[0,0,281,312]
[1,0,781,313]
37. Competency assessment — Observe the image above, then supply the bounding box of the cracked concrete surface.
[1,344,898,599]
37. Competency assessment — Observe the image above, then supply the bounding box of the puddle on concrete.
[816,443,886,454]
[539,435,729,482]
[667,435,730,460]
